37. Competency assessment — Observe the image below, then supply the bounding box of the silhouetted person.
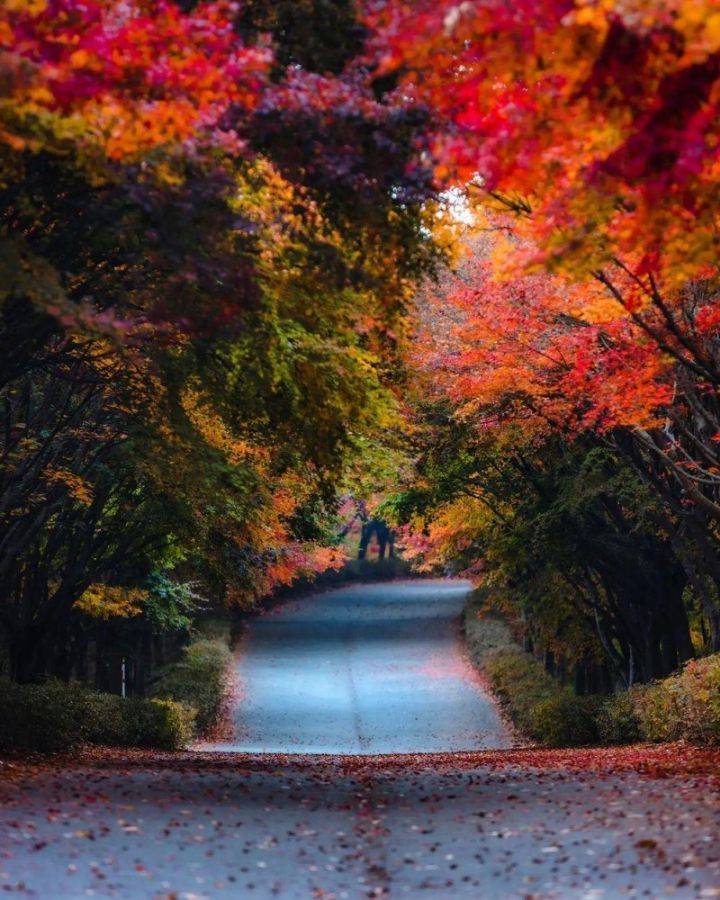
[358,518,395,559]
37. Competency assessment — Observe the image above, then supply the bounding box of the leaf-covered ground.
[1,745,719,898]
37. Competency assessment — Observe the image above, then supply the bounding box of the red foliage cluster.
[2,0,270,158]
[369,0,720,286]
[373,1,720,495]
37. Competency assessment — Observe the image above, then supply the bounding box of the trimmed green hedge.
[485,649,560,736]
[0,680,90,753]
[632,655,720,745]
[463,593,517,667]
[120,697,196,749]
[485,650,600,746]
[530,694,600,747]
[595,691,641,745]
[0,627,232,754]
[0,680,194,753]
[466,596,602,747]
[484,647,720,748]
[150,637,231,733]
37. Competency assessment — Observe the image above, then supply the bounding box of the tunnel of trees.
[3,0,720,701]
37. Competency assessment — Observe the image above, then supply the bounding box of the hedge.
[0,680,90,753]
[595,692,642,745]
[150,636,231,733]
[484,647,720,748]
[530,694,601,747]
[463,593,518,666]
[485,649,600,746]
[0,679,195,753]
[0,625,233,755]
[632,654,720,746]
[484,649,560,736]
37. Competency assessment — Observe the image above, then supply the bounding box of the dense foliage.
[0,679,195,752]
[484,644,720,748]
[151,636,231,732]
[6,0,720,738]
[373,1,720,690]
[0,0,439,684]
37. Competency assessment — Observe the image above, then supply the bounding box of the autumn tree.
[367,0,720,678]
[369,0,720,514]
[0,0,440,681]
[385,221,720,683]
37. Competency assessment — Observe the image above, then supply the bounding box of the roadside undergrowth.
[464,591,720,749]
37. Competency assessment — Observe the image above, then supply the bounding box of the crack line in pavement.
[345,617,368,754]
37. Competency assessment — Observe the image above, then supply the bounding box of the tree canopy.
[0,0,438,680]
[5,0,720,695]
[371,0,720,686]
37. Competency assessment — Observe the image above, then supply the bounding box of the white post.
[121,657,126,698]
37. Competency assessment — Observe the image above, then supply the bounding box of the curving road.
[207,578,510,754]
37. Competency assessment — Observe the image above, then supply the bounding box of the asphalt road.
[2,756,719,898]
[207,579,510,754]
[2,579,719,898]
